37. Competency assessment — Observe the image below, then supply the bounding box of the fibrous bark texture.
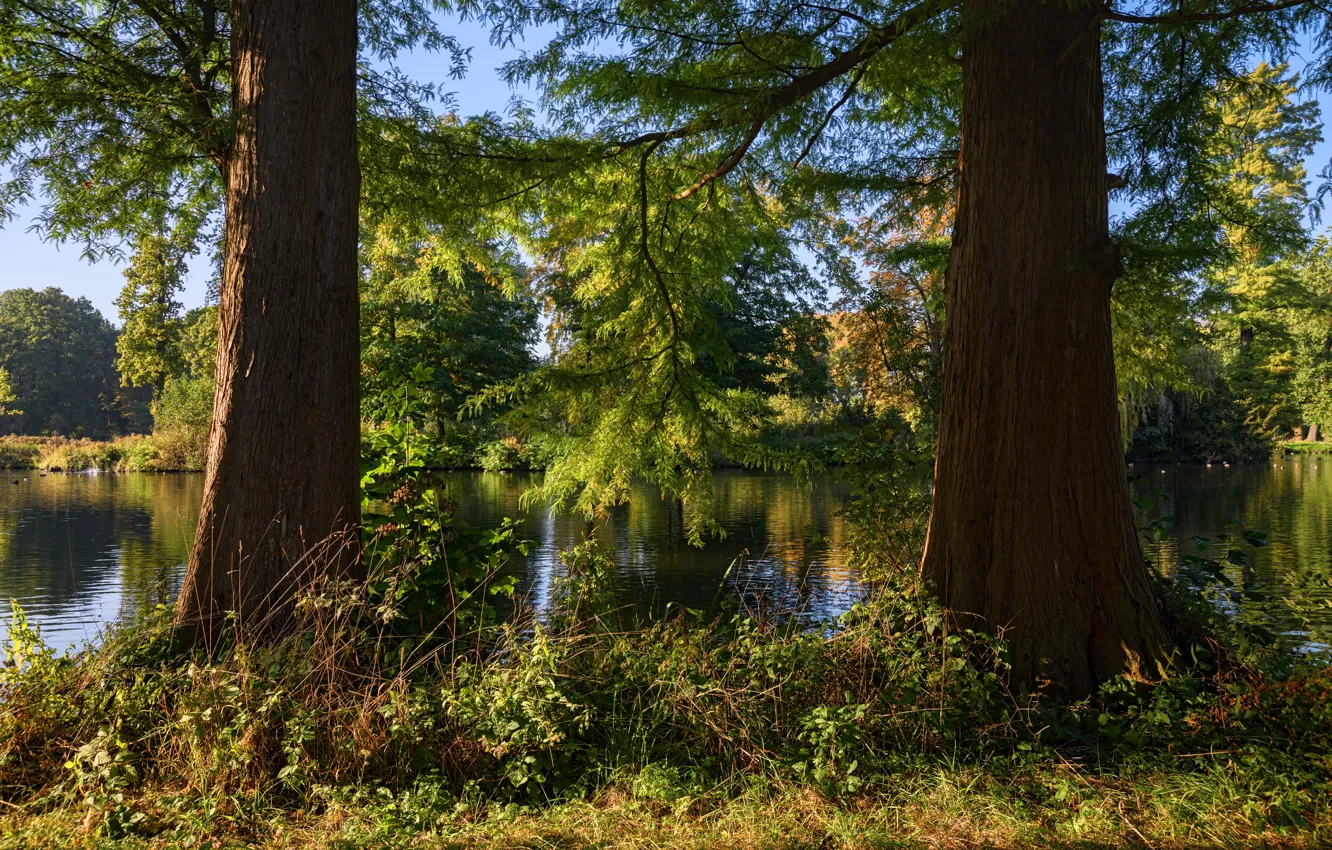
[921,0,1171,697]
[175,0,361,645]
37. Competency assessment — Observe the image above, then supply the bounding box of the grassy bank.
[1282,439,1332,455]
[3,552,1331,849]
[2,769,1328,849]
[0,435,202,472]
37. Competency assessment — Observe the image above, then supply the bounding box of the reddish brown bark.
[175,0,361,645]
[921,0,1170,697]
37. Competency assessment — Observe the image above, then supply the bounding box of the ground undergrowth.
[2,453,1330,849]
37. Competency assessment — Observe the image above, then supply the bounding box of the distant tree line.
[0,287,125,438]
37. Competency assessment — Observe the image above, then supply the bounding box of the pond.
[1,460,1329,653]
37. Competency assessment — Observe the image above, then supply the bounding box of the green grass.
[1281,440,1332,455]
[1,769,1328,849]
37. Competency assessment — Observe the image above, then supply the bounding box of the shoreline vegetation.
[5,433,1326,474]
[3,545,1331,850]
[0,435,199,473]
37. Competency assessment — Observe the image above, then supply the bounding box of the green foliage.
[0,435,41,468]
[34,435,158,472]
[360,248,538,471]
[113,231,189,397]
[1122,64,1331,460]
[175,306,218,382]
[475,435,554,471]
[0,288,122,438]
[141,305,219,469]
[0,365,19,418]
[835,416,934,580]
[361,384,523,641]
[0,0,466,258]
[64,727,145,839]
[151,376,213,471]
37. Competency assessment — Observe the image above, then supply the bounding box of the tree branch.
[1105,0,1309,25]
[673,117,765,199]
[608,0,950,155]
[791,62,867,168]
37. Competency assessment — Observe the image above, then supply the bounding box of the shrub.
[150,374,212,471]
[0,435,42,468]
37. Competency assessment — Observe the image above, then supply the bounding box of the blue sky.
[2,17,1331,324]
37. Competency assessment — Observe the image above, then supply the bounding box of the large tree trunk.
[1307,423,1321,443]
[921,0,1170,698]
[175,0,361,645]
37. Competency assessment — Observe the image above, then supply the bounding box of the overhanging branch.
[1105,0,1309,25]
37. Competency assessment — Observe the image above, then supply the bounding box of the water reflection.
[446,469,858,623]
[2,470,856,650]
[3,461,1329,652]
[0,473,202,650]
[1135,456,1332,649]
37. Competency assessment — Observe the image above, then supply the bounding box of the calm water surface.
[0,470,855,650]
[2,460,1330,652]
[1133,458,1332,650]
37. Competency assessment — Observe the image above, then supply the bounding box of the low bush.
[151,374,212,471]
[475,434,557,471]
[0,435,43,468]
[31,435,162,472]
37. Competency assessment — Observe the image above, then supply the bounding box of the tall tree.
[173,0,362,641]
[0,366,21,420]
[1,0,462,641]
[458,0,1332,693]
[919,1,1171,694]
[115,230,189,398]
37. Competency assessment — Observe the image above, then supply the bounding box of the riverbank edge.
[0,435,199,473]
[1282,439,1332,455]
[9,434,1327,474]
[4,571,1332,850]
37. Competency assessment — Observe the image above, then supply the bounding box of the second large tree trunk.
[921,0,1170,697]
[175,0,361,645]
